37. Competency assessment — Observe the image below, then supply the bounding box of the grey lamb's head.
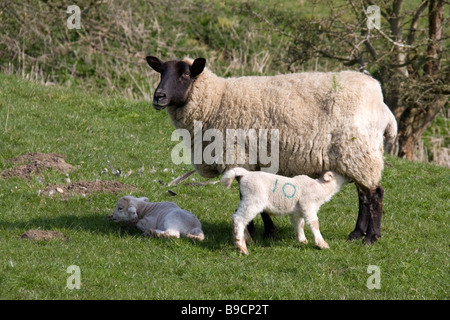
[111,195,149,222]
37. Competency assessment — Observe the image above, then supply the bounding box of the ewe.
[146,56,397,245]
[111,196,204,240]
[222,167,348,254]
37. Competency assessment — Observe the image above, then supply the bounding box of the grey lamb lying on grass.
[222,167,348,255]
[110,195,204,241]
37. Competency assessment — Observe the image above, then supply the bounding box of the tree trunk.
[396,96,447,160]
[425,0,444,76]
[386,0,446,160]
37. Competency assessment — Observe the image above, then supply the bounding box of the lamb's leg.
[142,229,158,237]
[144,229,180,239]
[160,229,181,238]
[232,215,248,255]
[348,185,370,241]
[304,211,329,249]
[186,228,205,241]
[363,186,384,245]
[290,215,308,244]
[187,233,205,241]
[232,207,260,255]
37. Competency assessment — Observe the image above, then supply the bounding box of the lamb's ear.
[323,171,334,182]
[146,56,163,73]
[137,197,149,202]
[190,58,206,77]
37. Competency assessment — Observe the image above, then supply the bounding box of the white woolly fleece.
[164,58,397,190]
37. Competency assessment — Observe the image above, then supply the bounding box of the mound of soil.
[20,229,69,241]
[3,152,140,198]
[43,180,138,197]
[2,152,73,179]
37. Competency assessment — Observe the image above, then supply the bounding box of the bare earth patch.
[43,180,138,197]
[1,152,73,179]
[20,229,69,241]
[2,152,139,197]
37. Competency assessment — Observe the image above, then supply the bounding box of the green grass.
[0,74,449,299]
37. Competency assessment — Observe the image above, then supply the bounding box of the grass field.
[0,74,448,300]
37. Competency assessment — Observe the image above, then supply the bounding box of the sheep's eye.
[182,72,190,78]
[118,207,123,210]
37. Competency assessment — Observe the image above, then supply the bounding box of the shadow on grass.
[0,210,308,253]
[199,219,301,252]
[0,212,138,237]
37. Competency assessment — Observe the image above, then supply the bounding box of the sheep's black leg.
[246,220,256,238]
[363,186,384,245]
[245,212,277,238]
[245,213,277,238]
[261,212,277,238]
[348,185,370,241]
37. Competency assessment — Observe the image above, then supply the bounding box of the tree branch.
[425,0,445,75]
[407,0,429,45]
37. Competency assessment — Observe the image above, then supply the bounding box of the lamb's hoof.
[299,238,308,245]
[187,233,205,241]
[347,230,365,241]
[237,246,249,255]
[234,238,249,255]
[363,233,380,245]
[143,229,156,237]
[316,240,330,249]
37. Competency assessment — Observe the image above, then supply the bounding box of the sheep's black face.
[146,56,206,110]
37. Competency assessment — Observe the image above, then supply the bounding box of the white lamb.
[111,196,204,241]
[222,167,348,254]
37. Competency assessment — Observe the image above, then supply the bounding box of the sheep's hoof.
[363,233,380,245]
[263,226,277,238]
[347,230,365,241]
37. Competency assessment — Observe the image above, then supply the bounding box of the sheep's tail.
[221,167,249,188]
[383,103,398,145]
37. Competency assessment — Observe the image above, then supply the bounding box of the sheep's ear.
[190,58,206,77]
[146,56,163,73]
[128,206,137,215]
[117,197,129,208]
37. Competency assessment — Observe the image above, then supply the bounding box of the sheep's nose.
[154,89,166,99]
[153,89,168,109]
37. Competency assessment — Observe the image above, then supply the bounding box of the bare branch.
[407,0,429,45]
[250,10,294,39]
[370,23,413,49]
